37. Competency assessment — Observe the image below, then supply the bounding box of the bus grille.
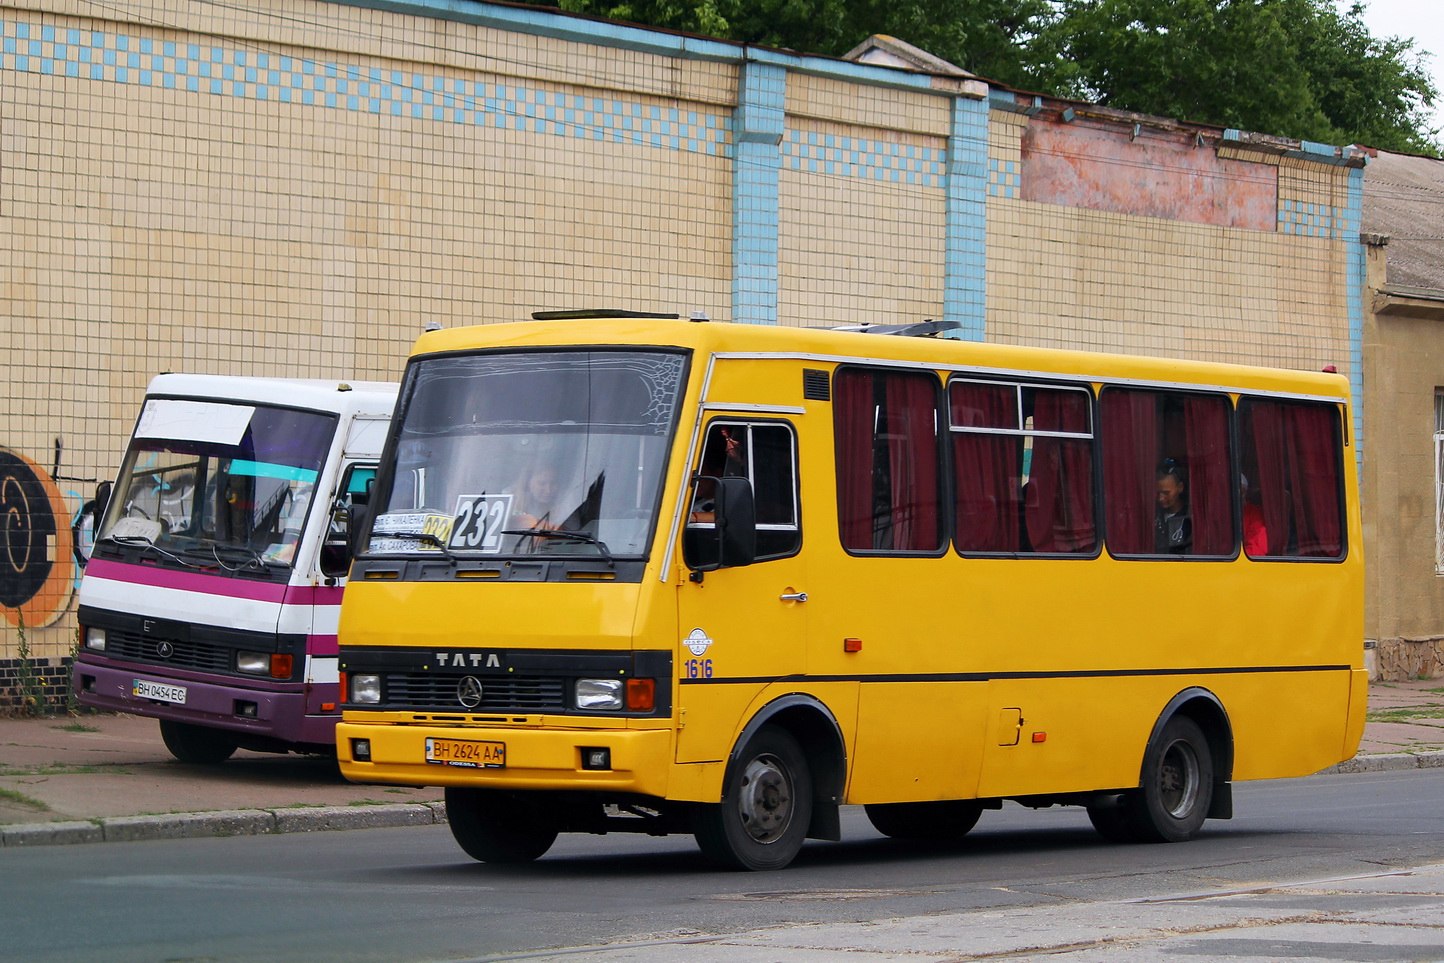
[384,674,567,712]
[103,630,233,673]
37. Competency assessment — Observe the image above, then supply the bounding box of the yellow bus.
[336,312,1365,871]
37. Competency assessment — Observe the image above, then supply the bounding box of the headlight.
[236,651,270,675]
[350,674,381,704]
[575,678,623,710]
[85,627,107,651]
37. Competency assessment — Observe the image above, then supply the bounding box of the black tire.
[694,725,812,871]
[159,720,238,764]
[1086,793,1143,843]
[864,800,984,841]
[1131,715,1214,843]
[445,787,558,864]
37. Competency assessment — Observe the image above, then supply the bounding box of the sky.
[1351,0,1444,143]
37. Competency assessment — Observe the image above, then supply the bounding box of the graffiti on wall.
[1,444,88,629]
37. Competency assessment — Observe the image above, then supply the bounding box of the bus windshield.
[97,401,338,575]
[366,350,686,560]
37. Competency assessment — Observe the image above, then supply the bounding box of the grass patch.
[51,723,101,733]
[0,787,49,811]
[1366,707,1444,723]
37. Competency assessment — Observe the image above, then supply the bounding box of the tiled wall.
[0,0,1364,670]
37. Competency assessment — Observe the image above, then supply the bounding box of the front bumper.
[337,720,674,797]
[73,659,336,745]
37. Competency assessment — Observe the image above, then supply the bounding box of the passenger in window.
[512,464,564,531]
[1241,473,1268,557]
[1155,461,1192,554]
[689,427,746,524]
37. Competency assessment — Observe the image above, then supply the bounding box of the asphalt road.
[4,769,1443,963]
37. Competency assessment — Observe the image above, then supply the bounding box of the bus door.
[675,417,806,764]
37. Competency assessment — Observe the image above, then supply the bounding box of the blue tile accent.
[0,16,732,158]
[1277,195,1351,239]
[943,97,989,341]
[1345,165,1366,476]
[780,129,944,186]
[731,61,785,325]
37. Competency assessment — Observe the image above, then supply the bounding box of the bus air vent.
[803,369,831,401]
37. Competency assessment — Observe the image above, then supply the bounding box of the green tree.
[549,0,1438,156]
[1034,0,1438,155]
[553,0,1053,88]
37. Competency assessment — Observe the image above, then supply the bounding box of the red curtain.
[1027,390,1096,553]
[835,370,941,552]
[1245,402,1290,555]
[834,370,876,550]
[1101,391,1157,554]
[951,383,1020,552]
[1183,396,1231,555]
[1285,404,1343,557]
[886,373,942,551]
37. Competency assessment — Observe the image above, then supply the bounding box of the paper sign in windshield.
[371,511,454,553]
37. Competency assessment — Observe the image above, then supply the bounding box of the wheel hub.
[737,753,793,843]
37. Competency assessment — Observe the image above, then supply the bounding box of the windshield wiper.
[204,544,288,571]
[502,528,614,565]
[101,535,215,570]
[370,531,456,561]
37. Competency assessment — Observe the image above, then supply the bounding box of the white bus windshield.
[97,401,338,574]
[366,350,686,560]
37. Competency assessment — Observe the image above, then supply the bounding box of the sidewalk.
[2,679,1441,847]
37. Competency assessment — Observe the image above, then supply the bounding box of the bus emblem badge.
[155,641,174,659]
[456,676,484,708]
[684,628,713,657]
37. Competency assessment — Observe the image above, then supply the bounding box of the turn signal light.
[625,678,655,711]
[270,654,293,679]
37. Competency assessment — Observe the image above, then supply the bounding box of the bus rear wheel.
[694,725,812,871]
[1092,716,1214,844]
[864,800,984,841]
[445,787,558,863]
[159,720,238,764]
[1133,716,1213,842]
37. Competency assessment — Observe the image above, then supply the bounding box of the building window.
[1435,390,1444,573]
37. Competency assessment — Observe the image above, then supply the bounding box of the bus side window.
[834,367,944,554]
[949,380,1096,555]
[1099,388,1233,557]
[687,422,799,562]
[321,464,376,577]
[1237,398,1343,558]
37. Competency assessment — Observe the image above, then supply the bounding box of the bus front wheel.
[864,800,984,841]
[159,720,238,764]
[445,787,558,863]
[694,725,812,871]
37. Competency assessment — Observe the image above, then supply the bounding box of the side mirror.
[346,488,371,559]
[93,481,112,535]
[683,475,756,576]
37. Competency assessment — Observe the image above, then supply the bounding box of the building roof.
[1362,150,1444,293]
[842,35,975,78]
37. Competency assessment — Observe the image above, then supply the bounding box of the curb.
[0,801,448,848]
[5,753,1443,848]
[1318,750,1444,775]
